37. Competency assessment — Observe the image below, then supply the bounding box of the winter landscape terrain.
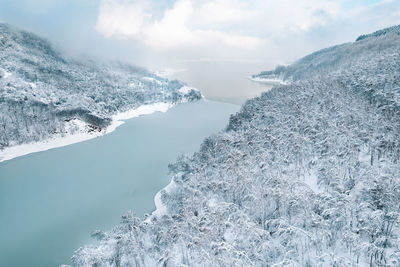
[0,99,239,267]
[0,23,201,161]
[72,25,400,266]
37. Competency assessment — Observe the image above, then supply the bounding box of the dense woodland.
[252,24,400,86]
[0,24,201,149]
[72,25,400,266]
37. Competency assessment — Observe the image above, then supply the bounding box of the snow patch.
[2,70,11,79]
[112,102,173,121]
[208,197,219,208]
[129,81,141,87]
[248,76,287,85]
[0,130,102,163]
[27,82,36,88]
[304,170,322,194]
[358,149,371,164]
[178,85,196,94]
[64,118,88,133]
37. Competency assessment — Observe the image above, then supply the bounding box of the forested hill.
[72,26,400,266]
[252,24,400,84]
[0,24,201,150]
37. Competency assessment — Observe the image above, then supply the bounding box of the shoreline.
[0,102,175,163]
[248,76,287,85]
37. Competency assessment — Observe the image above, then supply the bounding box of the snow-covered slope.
[0,24,201,153]
[252,24,400,84]
[72,26,400,266]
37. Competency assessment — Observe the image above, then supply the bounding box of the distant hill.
[356,24,400,41]
[252,24,400,86]
[0,24,201,150]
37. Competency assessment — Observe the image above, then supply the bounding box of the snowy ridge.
[356,24,400,41]
[253,25,400,83]
[0,23,202,153]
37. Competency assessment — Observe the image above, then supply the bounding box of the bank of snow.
[0,102,175,163]
[248,76,287,85]
[152,179,178,219]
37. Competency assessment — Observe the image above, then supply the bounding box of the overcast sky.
[0,0,399,70]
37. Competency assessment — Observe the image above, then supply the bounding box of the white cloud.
[96,0,149,38]
[95,0,400,54]
[96,0,263,50]
[142,0,199,48]
[253,0,341,33]
[196,0,255,24]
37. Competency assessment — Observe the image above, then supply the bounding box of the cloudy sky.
[0,0,399,69]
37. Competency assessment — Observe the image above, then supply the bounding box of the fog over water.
[162,60,274,104]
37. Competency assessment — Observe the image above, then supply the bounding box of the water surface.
[0,99,239,267]
[161,60,274,104]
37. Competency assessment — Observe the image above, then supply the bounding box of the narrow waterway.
[0,60,274,266]
[160,60,273,104]
[0,100,239,266]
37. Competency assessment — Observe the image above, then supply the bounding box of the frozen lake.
[0,99,239,266]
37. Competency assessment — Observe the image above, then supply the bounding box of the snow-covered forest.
[0,24,201,150]
[252,24,400,85]
[72,25,400,266]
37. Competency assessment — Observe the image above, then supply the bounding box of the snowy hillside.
[72,26,400,266]
[0,24,201,151]
[252,24,400,84]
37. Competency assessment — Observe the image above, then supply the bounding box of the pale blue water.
[0,99,239,267]
[160,61,273,105]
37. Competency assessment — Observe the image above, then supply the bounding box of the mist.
[1,0,399,72]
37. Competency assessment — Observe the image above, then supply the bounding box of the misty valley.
[1,3,400,267]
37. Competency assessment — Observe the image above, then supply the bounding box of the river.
[0,61,273,266]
